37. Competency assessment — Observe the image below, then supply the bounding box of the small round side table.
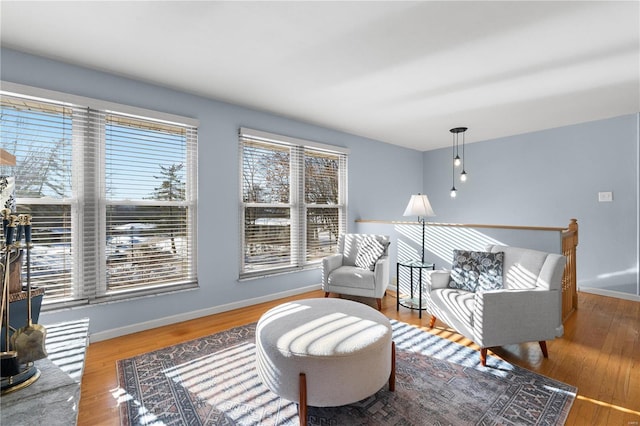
[396,259,435,318]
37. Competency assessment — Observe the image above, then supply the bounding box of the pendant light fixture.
[460,128,468,182]
[450,127,468,197]
[453,135,461,167]
[450,160,457,198]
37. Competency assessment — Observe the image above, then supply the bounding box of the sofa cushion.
[448,250,504,292]
[328,266,376,290]
[355,236,385,270]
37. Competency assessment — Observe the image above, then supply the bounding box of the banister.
[561,218,579,321]
[356,219,566,232]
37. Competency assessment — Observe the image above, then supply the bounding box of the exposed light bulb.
[450,187,457,198]
[460,170,467,182]
[453,156,461,167]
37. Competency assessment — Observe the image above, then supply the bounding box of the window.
[0,83,198,307]
[239,128,347,278]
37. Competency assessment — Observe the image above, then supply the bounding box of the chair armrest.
[425,270,451,290]
[322,254,343,286]
[373,257,390,289]
[473,289,563,347]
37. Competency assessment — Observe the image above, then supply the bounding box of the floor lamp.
[403,193,435,263]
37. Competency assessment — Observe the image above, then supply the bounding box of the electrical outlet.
[598,191,613,202]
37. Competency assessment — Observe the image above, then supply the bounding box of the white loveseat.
[425,245,566,366]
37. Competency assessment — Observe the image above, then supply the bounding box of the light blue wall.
[422,116,639,297]
[0,48,423,337]
[2,47,637,340]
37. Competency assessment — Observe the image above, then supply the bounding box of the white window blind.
[103,112,197,294]
[304,147,346,263]
[239,128,347,278]
[0,86,198,306]
[0,95,74,301]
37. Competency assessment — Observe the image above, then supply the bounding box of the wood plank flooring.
[77,290,640,425]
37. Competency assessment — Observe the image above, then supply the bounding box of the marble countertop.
[1,318,89,426]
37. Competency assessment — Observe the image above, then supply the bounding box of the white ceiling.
[1,1,638,151]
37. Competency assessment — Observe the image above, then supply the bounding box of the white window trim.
[239,127,350,155]
[1,81,199,128]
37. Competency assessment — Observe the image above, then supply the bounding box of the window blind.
[239,128,347,278]
[102,111,197,294]
[304,147,346,263]
[241,139,292,273]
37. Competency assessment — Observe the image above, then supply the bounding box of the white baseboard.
[90,284,322,343]
[579,286,640,302]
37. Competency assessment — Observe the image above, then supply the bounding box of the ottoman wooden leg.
[299,373,307,426]
[389,341,396,392]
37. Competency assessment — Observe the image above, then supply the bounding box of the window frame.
[239,127,348,279]
[0,81,199,308]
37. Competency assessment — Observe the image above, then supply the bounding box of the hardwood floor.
[78,290,640,425]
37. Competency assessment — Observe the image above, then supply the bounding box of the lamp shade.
[403,194,435,218]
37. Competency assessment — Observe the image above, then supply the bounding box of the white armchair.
[322,234,390,310]
[425,245,566,366]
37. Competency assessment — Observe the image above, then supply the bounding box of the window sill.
[40,281,199,312]
[238,263,321,282]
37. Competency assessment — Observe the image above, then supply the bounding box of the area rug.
[117,320,576,425]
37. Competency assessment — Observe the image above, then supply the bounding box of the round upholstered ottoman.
[255,298,395,425]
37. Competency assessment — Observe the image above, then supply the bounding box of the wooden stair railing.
[561,219,579,322]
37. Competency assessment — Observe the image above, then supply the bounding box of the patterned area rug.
[117,320,576,425]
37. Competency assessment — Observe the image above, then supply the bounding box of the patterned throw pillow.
[355,237,386,271]
[448,250,504,292]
